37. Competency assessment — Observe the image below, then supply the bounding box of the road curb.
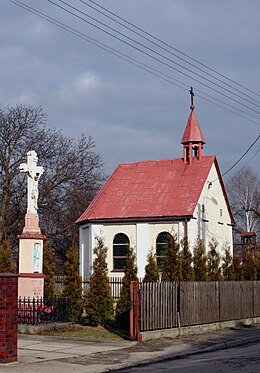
[107,335,260,372]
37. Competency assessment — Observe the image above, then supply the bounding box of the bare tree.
[227,167,259,237]
[0,105,46,244]
[0,105,105,265]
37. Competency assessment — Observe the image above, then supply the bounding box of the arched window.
[156,232,173,268]
[113,233,130,271]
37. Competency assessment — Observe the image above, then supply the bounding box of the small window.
[156,232,173,269]
[202,204,205,213]
[192,145,199,157]
[113,233,129,271]
[220,209,223,217]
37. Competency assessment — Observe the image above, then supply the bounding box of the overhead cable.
[87,0,260,100]
[49,0,260,114]
[9,0,260,127]
[77,0,260,104]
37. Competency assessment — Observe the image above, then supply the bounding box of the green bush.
[43,239,56,298]
[232,256,244,280]
[193,237,207,281]
[222,246,235,280]
[161,234,182,282]
[115,246,138,330]
[243,250,257,280]
[0,239,14,273]
[207,238,222,281]
[85,238,114,326]
[62,242,83,322]
[180,238,194,281]
[143,249,160,282]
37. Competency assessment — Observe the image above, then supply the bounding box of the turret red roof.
[181,110,206,144]
[76,155,224,224]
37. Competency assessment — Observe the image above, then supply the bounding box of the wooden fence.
[141,282,177,331]
[140,281,260,332]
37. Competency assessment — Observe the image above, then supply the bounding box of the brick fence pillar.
[0,273,18,363]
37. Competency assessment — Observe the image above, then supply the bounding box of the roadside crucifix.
[19,150,44,214]
[18,150,45,298]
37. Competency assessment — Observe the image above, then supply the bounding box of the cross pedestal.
[18,231,45,299]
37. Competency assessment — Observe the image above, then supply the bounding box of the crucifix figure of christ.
[19,150,44,214]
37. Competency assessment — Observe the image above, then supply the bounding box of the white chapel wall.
[92,223,136,277]
[189,162,233,254]
[81,221,180,278]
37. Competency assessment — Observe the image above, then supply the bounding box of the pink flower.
[37,304,54,313]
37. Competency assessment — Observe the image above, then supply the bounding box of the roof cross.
[189,86,195,110]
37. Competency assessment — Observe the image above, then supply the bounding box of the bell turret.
[181,87,206,164]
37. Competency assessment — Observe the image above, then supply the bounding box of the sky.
[1,0,260,180]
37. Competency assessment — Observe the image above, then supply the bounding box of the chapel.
[76,96,234,278]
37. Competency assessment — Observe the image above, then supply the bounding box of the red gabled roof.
[76,155,218,224]
[181,110,206,144]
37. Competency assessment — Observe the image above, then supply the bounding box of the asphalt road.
[113,340,260,372]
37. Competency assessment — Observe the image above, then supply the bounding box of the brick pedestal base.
[0,274,18,363]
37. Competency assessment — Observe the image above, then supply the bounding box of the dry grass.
[43,324,125,342]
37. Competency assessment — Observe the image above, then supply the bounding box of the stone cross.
[19,150,44,214]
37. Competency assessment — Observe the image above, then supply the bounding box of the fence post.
[135,283,141,344]
[177,282,181,331]
[129,281,141,342]
[130,281,134,340]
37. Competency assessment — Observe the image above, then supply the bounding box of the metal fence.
[54,276,123,301]
[18,297,68,325]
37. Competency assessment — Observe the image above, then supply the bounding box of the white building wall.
[91,223,137,277]
[79,221,180,278]
[79,224,90,279]
[188,163,233,254]
[136,223,149,279]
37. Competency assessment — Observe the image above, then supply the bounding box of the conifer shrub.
[180,238,194,281]
[232,255,244,280]
[222,245,236,280]
[85,238,114,326]
[43,239,56,298]
[256,252,260,280]
[0,239,15,272]
[207,238,222,281]
[243,249,257,280]
[62,242,83,323]
[193,237,208,281]
[115,246,138,330]
[143,249,160,282]
[161,234,182,282]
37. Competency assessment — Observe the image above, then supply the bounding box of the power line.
[77,0,260,105]
[9,0,260,127]
[231,148,260,179]
[48,0,260,116]
[87,0,260,100]
[9,0,260,119]
[221,134,260,177]
[8,0,260,177]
